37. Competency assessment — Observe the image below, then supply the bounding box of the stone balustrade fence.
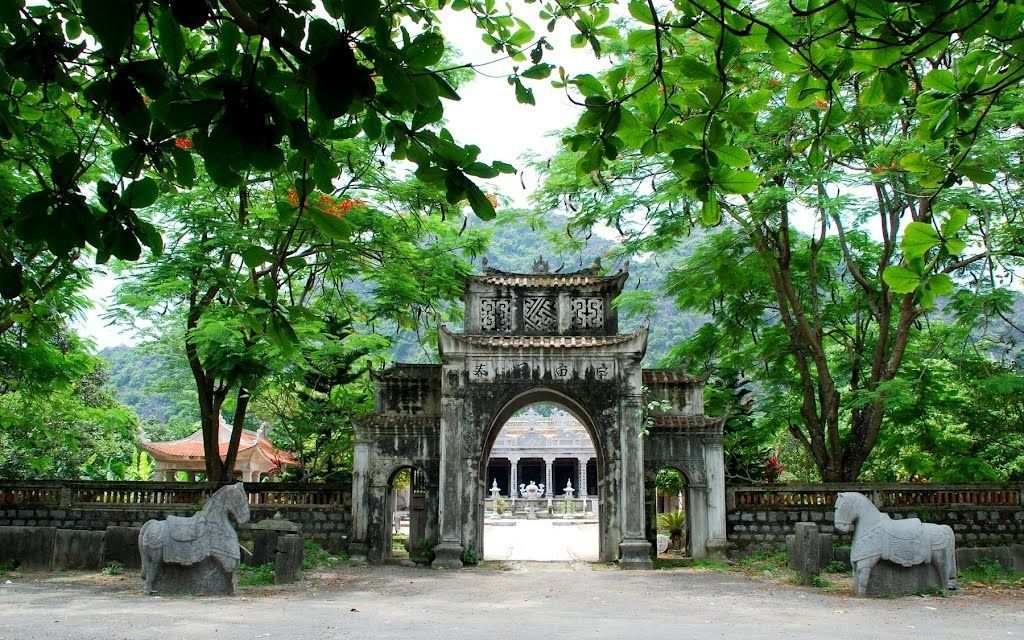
[727,483,1024,549]
[0,480,353,552]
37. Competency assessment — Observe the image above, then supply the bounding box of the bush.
[303,540,344,570]
[238,563,274,586]
[101,562,124,576]
[657,510,686,535]
[961,559,1024,586]
[823,560,848,573]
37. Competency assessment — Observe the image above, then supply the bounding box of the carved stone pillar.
[619,392,653,569]
[349,438,372,562]
[509,456,519,498]
[578,457,587,498]
[704,435,728,553]
[544,456,554,499]
[433,394,465,568]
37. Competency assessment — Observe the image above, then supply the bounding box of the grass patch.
[238,563,274,587]
[101,561,125,576]
[960,559,1024,587]
[735,550,787,574]
[303,540,346,571]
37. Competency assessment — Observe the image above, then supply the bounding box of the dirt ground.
[0,562,1021,640]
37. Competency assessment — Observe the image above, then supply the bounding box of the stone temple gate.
[350,262,727,568]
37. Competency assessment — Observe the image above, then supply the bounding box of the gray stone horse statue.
[139,483,250,595]
[833,492,957,596]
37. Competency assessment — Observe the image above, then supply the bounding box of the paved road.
[484,519,599,561]
[0,563,1020,640]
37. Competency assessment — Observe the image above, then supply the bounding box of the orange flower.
[814,98,829,109]
[174,137,193,150]
[315,194,365,219]
[287,187,300,207]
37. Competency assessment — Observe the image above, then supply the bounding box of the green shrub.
[462,546,478,565]
[238,563,274,586]
[961,559,1024,586]
[657,510,686,535]
[303,540,343,570]
[101,561,124,576]
[823,560,848,573]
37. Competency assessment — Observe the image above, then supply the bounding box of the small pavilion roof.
[473,267,628,289]
[138,421,299,467]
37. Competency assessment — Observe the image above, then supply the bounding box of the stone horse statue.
[140,483,250,595]
[833,492,957,596]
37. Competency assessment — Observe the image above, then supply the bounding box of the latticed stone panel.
[479,298,513,333]
[570,297,604,330]
[523,296,557,333]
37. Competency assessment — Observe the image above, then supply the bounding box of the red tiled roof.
[643,369,702,385]
[457,333,639,349]
[139,422,298,466]
[651,415,724,429]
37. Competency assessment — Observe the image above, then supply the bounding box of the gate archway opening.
[651,466,690,558]
[475,386,614,564]
[480,402,600,562]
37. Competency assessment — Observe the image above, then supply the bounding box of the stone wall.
[0,481,353,553]
[726,483,1024,550]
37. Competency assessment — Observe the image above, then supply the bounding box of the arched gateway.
[350,262,727,568]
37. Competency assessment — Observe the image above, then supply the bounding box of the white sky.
[75,6,604,350]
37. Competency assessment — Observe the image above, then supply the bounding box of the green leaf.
[879,68,908,105]
[134,219,163,256]
[945,238,967,255]
[172,148,195,187]
[82,0,136,59]
[899,152,929,173]
[700,196,721,226]
[156,7,185,72]
[713,145,751,168]
[716,169,761,194]
[122,178,159,208]
[514,78,535,105]
[628,0,656,24]
[406,32,444,67]
[521,63,553,80]
[941,209,969,237]
[342,0,379,31]
[901,221,940,259]
[323,0,344,19]
[922,69,957,93]
[920,273,954,308]
[241,246,274,268]
[882,265,921,293]
[960,165,994,184]
[464,178,496,220]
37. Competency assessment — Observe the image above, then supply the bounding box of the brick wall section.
[0,481,353,552]
[726,483,1024,550]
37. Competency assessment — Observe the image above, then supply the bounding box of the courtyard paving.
[0,562,1020,640]
[483,519,599,561]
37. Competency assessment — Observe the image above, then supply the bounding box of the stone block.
[0,526,56,570]
[151,557,235,595]
[957,545,1024,572]
[274,534,303,584]
[865,560,943,597]
[656,534,669,554]
[787,522,824,580]
[52,529,105,570]
[102,526,141,569]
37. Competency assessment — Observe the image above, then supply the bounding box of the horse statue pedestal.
[152,557,236,595]
[834,492,957,598]
[140,483,251,596]
[864,559,944,597]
